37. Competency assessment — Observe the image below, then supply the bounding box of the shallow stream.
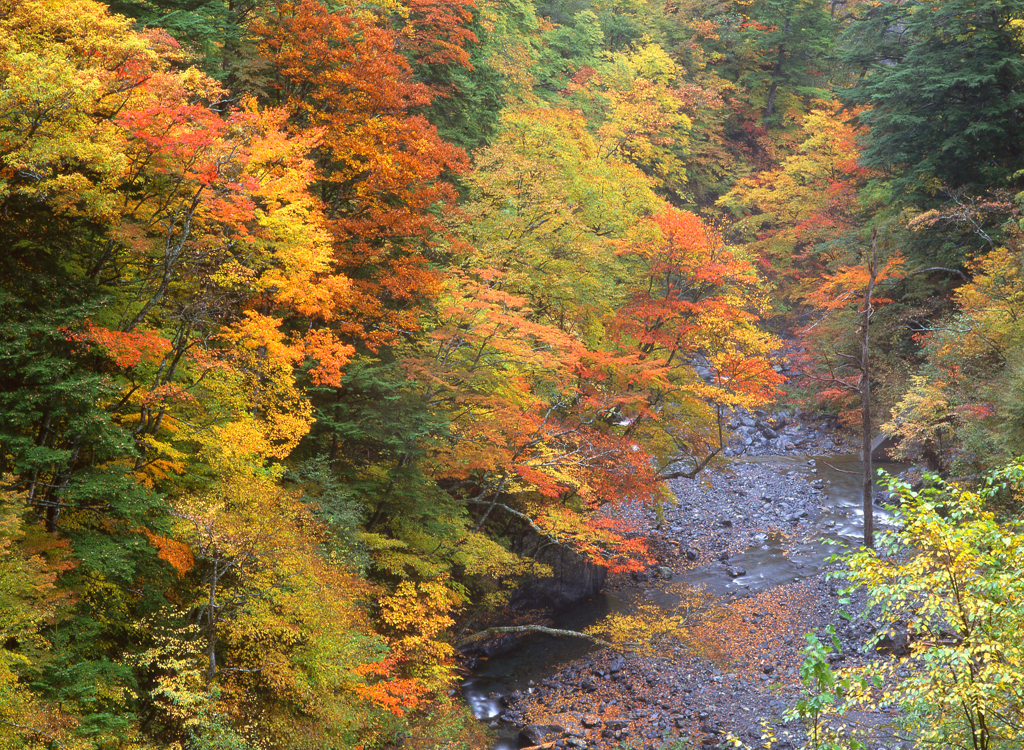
[463,453,907,749]
[673,454,905,598]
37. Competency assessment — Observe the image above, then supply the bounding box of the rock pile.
[722,408,849,457]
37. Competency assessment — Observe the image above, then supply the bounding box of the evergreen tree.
[841,0,1024,193]
[739,0,836,123]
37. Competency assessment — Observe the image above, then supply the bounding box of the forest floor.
[496,412,914,750]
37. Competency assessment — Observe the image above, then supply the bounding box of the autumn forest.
[2,0,1024,745]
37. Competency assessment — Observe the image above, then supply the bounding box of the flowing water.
[463,453,907,748]
[672,454,906,598]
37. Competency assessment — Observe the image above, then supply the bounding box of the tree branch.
[0,718,63,747]
[906,266,968,281]
[659,448,722,480]
[456,624,625,651]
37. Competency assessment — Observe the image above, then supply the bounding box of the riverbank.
[479,412,914,750]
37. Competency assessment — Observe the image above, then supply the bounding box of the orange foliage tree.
[407,271,661,573]
[404,105,781,577]
[0,1,427,745]
[718,100,876,295]
[612,208,784,475]
[253,0,470,349]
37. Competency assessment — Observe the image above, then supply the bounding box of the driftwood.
[521,744,557,750]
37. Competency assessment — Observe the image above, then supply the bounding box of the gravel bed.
[494,410,913,750]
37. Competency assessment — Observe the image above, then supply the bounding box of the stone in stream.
[519,724,566,745]
[726,567,747,577]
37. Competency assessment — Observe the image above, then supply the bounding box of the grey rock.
[510,540,606,611]
[519,724,566,745]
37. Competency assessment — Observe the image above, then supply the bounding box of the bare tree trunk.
[206,556,219,684]
[860,230,878,548]
[764,20,790,118]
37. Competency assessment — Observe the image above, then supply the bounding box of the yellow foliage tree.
[789,468,1024,750]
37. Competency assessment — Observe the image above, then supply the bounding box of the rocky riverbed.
[466,409,916,750]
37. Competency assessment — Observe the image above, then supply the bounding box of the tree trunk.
[764,20,790,118]
[860,230,878,548]
[206,556,220,683]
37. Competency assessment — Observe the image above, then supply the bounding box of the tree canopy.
[4,0,1024,744]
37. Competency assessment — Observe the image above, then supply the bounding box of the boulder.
[509,538,607,611]
[867,431,897,461]
[519,724,566,746]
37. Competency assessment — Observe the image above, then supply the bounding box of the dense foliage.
[789,467,1024,750]
[3,0,1024,745]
